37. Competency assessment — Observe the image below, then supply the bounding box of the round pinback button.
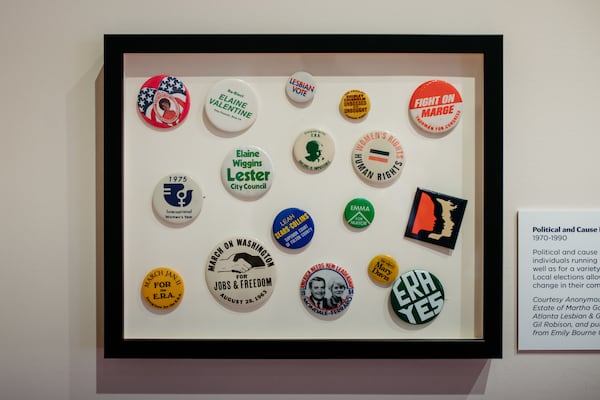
[272,207,315,249]
[340,89,370,120]
[300,263,354,317]
[292,129,335,172]
[368,254,398,285]
[137,75,190,129]
[152,173,203,225]
[344,198,374,229]
[409,80,463,134]
[205,78,258,132]
[390,269,444,324]
[286,71,316,103]
[351,131,405,185]
[141,267,184,310]
[205,236,276,311]
[221,145,274,199]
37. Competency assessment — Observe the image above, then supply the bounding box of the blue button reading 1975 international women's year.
[272,207,315,249]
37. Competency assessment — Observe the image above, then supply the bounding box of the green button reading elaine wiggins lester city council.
[221,145,274,199]
[344,198,374,229]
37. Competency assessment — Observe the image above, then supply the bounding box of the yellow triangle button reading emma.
[141,267,185,311]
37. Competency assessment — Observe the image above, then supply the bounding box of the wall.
[1,1,599,399]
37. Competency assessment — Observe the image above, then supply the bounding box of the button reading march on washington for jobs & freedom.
[344,198,374,229]
[206,236,276,312]
[292,129,335,172]
[351,131,405,185]
[141,267,184,311]
[272,207,315,249]
[300,262,354,318]
[409,80,463,134]
[390,269,444,325]
[368,254,398,285]
[152,173,204,225]
[340,89,370,120]
[137,75,190,129]
[205,78,258,132]
[221,145,274,199]
[286,71,316,103]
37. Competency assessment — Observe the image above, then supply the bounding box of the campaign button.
[205,78,258,132]
[205,236,276,311]
[344,198,374,229]
[152,173,203,225]
[292,129,335,172]
[368,254,398,285]
[340,89,370,119]
[286,71,316,103]
[390,269,444,324]
[300,262,354,317]
[409,80,463,133]
[137,75,190,129]
[351,131,404,185]
[141,267,184,310]
[221,145,274,199]
[272,207,315,249]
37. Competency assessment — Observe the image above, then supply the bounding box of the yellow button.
[340,89,370,119]
[367,254,399,285]
[141,267,184,310]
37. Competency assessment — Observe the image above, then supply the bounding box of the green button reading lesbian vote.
[344,198,374,229]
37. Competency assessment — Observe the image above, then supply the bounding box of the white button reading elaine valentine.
[221,145,274,199]
[152,173,203,225]
[206,236,276,311]
[286,71,316,103]
[351,131,404,185]
[409,80,463,134]
[205,78,258,132]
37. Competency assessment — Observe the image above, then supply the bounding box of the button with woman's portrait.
[292,129,335,172]
[137,75,190,129]
[299,262,354,318]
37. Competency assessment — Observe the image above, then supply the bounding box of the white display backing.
[122,53,482,339]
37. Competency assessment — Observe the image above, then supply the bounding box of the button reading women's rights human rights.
[137,75,190,129]
[152,173,204,225]
[351,131,404,185]
[390,269,444,325]
[141,267,184,310]
[286,71,316,103]
[300,263,354,317]
[340,89,370,120]
[272,207,315,249]
[409,80,463,134]
[344,198,374,229]
[368,254,398,285]
[205,78,258,132]
[292,129,335,172]
[221,145,274,199]
[206,236,276,311]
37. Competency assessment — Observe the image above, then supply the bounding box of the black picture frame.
[103,34,503,359]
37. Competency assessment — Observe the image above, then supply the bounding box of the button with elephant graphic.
[292,129,335,172]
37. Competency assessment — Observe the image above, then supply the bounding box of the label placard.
[518,210,600,350]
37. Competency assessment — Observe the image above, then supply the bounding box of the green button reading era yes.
[344,198,374,229]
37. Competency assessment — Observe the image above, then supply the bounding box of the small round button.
[152,173,203,225]
[137,75,190,129]
[340,89,370,120]
[141,267,184,310]
[367,254,398,285]
[221,146,274,199]
[409,80,463,133]
[205,78,258,132]
[286,71,316,103]
[292,129,335,172]
[344,198,374,229]
[205,236,276,311]
[272,207,315,249]
[390,269,444,324]
[351,131,405,185]
[300,262,354,317]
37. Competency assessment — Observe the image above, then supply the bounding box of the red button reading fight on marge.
[409,80,463,134]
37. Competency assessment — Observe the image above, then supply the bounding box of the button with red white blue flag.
[137,75,191,129]
[351,131,405,185]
